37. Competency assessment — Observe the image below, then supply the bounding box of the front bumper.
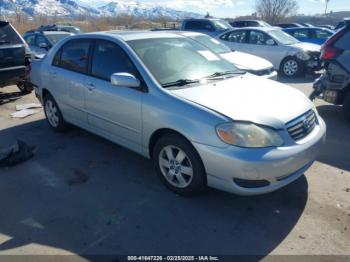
[263,70,278,81]
[193,116,326,196]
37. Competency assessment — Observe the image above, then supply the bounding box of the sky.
[82,0,350,17]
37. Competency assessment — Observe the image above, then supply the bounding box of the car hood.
[220,51,274,71]
[291,42,321,52]
[170,74,313,129]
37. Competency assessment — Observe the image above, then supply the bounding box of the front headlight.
[296,51,311,61]
[216,122,284,148]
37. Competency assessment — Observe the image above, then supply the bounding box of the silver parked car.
[30,31,326,196]
[217,27,322,77]
[177,31,277,80]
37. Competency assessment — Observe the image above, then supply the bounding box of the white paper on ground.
[16,103,42,111]
[10,109,41,118]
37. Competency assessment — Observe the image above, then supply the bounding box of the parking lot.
[0,74,349,257]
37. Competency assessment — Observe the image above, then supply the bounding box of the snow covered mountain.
[98,1,202,19]
[0,0,202,19]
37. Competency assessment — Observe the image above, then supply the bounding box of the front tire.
[153,134,207,196]
[280,57,304,77]
[43,93,68,132]
[343,92,350,122]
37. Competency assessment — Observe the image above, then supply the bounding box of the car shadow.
[278,72,321,84]
[0,119,308,258]
[0,90,24,105]
[316,104,350,172]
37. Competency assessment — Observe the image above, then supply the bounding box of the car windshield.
[191,34,231,54]
[0,24,22,45]
[213,20,232,30]
[45,33,70,44]
[269,30,299,45]
[128,37,239,87]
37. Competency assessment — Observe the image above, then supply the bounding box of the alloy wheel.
[283,59,299,76]
[158,145,193,188]
[45,100,59,128]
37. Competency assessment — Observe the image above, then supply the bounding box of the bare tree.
[255,0,299,24]
[325,0,330,15]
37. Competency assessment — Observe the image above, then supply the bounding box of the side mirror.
[111,73,141,88]
[39,42,48,49]
[205,25,215,32]
[266,39,276,46]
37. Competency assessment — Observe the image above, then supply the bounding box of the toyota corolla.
[30,31,326,196]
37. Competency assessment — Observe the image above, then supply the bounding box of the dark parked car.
[23,30,73,57]
[283,27,334,45]
[0,21,32,93]
[229,20,271,28]
[37,24,83,34]
[300,23,314,28]
[311,18,350,121]
[181,18,232,37]
[317,25,335,30]
[335,21,346,31]
[275,23,303,28]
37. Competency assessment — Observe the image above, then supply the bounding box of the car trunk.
[0,21,26,87]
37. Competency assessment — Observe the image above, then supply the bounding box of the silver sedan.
[30,31,326,196]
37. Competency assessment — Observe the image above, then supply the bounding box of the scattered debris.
[0,140,36,167]
[10,109,41,118]
[345,188,350,193]
[15,103,42,111]
[337,203,344,208]
[20,217,44,229]
[67,168,89,185]
[299,235,306,240]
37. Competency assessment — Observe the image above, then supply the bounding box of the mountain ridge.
[0,0,202,19]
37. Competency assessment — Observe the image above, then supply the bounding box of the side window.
[223,30,247,43]
[36,35,48,47]
[249,30,273,45]
[55,39,91,73]
[25,35,35,45]
[91,40,137,81]
[292,29,309,38]
[315,29,332,39]
[184,21,200,30]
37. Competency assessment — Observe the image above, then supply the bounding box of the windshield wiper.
[162,79,200,88]
[202,70,245,80]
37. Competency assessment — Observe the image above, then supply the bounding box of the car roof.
[183,18,224,22]
[284,27,333,31]
[43,31,73,35]
[93,30,185,41]
[227,26,277,32]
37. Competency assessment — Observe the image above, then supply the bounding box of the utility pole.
[325,0,330,15]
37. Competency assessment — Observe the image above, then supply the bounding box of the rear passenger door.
[0,22,26,87]
[50,39,93,127]
[84,39,143,151]
[219,29,248,51]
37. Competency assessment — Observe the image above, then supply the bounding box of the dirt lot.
[0,75,349,259]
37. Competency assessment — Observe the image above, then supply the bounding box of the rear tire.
[343,92,350,122]
[280,57,304,77]
[152,134,207,196]
[17,81,33,94]
[43,93,68,132]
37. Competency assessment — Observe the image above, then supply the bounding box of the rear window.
[0,24,23,45]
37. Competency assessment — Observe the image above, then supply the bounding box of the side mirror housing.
[39,42,48,49]
[266,39,276,46]
[111,73,141,88]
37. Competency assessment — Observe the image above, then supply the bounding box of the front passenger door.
[85,39,143,151]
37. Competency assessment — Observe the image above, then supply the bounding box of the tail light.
[320,29,346,60]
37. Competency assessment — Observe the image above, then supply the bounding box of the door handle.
[50,71,57,78]
[86,82,96,91]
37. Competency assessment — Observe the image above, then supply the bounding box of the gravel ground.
[0,74,349,259]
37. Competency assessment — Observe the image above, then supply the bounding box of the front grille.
[286,110,317,141]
